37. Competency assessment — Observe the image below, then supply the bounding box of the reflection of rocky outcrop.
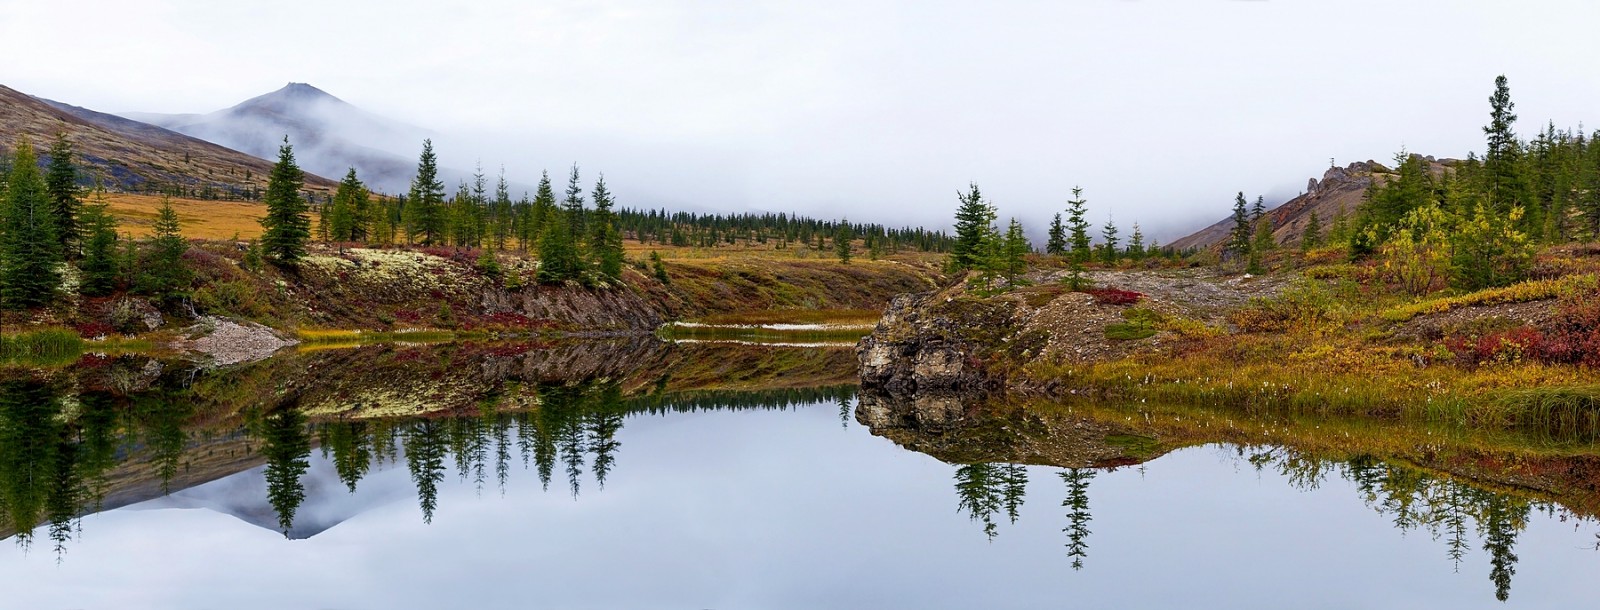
[856,390,1164,468]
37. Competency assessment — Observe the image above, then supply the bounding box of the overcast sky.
[5,0,1600,239]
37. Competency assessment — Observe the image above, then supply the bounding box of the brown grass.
[101,193,266,240]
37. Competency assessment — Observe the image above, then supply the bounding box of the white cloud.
[5,0,1600,239]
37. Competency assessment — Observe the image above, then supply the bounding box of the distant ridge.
[1165,159,1453,252]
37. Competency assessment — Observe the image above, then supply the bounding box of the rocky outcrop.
[857,268,1290,396]
[177,316,299,366]
[857,289,1017,396]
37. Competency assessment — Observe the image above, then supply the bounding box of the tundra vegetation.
[923,75,1600,432]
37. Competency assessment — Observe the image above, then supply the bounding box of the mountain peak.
[253,82,341,106]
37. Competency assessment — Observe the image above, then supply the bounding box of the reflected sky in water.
[5,400,1599,609]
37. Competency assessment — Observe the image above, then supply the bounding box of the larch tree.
[259,138,310,266]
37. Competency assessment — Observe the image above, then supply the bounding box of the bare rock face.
[857,290,1016,396]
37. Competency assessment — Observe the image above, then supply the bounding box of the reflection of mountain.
[134,452,410,539]
[0,340,858,547]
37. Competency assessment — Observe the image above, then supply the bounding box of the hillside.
[1167,158,1453,252]
[0,84,335,195]
[124,83,429,194]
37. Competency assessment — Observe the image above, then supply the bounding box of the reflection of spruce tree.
[1001,464,1028,524]
[130,391,192,493]
[1060,468,1094,571]
[838,395,853,429]
[954,463,1004,541]
[319,421,372,493]
[74,392,119,512]
[0,380,63,550]
[586,385,624,490]
[405,419,448,524]
[449,415,488,492]
[1479,491,1529,602]
[560,404,587,500]
[260,408,311,537]
[492,412,513,496]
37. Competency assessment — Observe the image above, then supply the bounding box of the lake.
[2,340,1597,609]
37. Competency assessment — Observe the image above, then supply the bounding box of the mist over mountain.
[124,83,438,195]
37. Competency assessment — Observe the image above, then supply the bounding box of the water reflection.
[0,354,858,549]
[855,388,1600,603]
[947,449,1543,600]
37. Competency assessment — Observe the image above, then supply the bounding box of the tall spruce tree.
[1228,192,1252,257]
[1065,187,1092,289]
[589,174,624,278]
[950,183,990,272]
[563,164,587,252]
[0,140,61,309]
[44,133,80,256]
[259,138,310,266]
[1127,223,1146,260]
[405,139,446,245]
[1484,75,1520,211]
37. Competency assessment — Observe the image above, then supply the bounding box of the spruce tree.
[589,174,623,279]
[44,133,81,256]
[563,164,587,252]
[137,198,192,301]
[650,250,669,284]
[78,190,120,296]
[1065,187,1092,289]
[950,183,989,272]
[1484,75,1520,211]
[1228,192,1252,258]
[834,221,852,264]
[328,168,365,242]
[1066,187,1092,261]
[1002,218,1028,281]
[1045,212,1066,255]
[1127,223,1146,260]
[259,138,310,266]
[537,207,582,284]
[0,140,61,309]
[1100,218,1119,264]
[405,140,446,245]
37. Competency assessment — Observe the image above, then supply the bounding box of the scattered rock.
[177,316,299,366]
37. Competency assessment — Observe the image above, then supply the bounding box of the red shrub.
[74,321,114,338]
[1080,287,1143,305]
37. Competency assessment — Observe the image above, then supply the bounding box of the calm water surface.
[2,343,1598,609]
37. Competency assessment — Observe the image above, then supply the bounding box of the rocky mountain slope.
[1,84,336,194]
[1168,158,1455,252]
